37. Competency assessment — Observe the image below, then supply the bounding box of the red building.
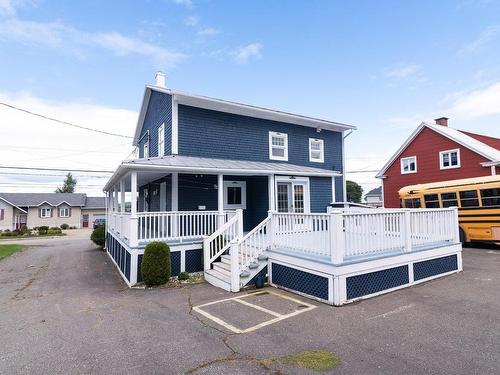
[377,117,500,208]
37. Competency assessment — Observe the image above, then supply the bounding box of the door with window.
[82,214,89,228]
[276,181,307,213]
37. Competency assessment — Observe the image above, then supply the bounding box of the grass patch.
[277,350,339,372]
[0,244,25,261]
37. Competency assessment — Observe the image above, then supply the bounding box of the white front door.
[276,180,308,213]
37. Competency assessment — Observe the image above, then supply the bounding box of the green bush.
[141,241,171,286]
[60,223,69,230]
[47,228,62,235]
[90,225,105,247]
[178,271,189,281]
[19,225,29,235]
[38,226,49,235]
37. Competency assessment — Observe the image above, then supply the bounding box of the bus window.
[424,194,440,208]
[440,192,458,208]
[480,188,500,207]
[459,190,479,207]
[404,198,421,208]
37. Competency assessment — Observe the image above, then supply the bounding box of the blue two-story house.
[104,73,462,305]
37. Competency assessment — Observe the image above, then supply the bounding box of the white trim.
[223,180,247,210]
[40,207,52,218]
[171,173,178,211]
[0,196,27,213]
[439,148,461,170]
[309,138,324,163]
[331,177,336,203]
[158,123,165,157]
[59,207,70,218]
[400,156,417,174]
[143,140,149,159]
[268,174,275,211]
[492,166,497,176]
[269,131,288,161]
[274,175,311,213]
[172,97,178,154]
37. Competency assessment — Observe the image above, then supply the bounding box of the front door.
[82,214,89,228]
[276,181,307,213]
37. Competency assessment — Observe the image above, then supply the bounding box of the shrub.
[141,241,171,286]
[12,229,20,236]
[90,225,105,247]
[178,271,189,281]
[19,225,29,235]
[49,227,59,231]
[69,226,77,229]
[38,226,49,235]
[60,223,69,230]
[47,228,62,235]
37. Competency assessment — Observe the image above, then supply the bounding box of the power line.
[0,171,110,178]
[346,170,380,173]
[0,165,114,173]
[0,102,133,139]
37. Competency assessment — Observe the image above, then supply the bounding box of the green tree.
[55,172,77,193]
[346,180,363,203]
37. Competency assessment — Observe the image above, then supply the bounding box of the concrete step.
[248,261,259,269]
[240,270,250,278]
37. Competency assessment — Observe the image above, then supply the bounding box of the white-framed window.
[143,141,149,158]
[309,138,324,163]
[158,123,165,157]
[400,156,417,174]
[223,181,247,209]
[0,209,4,221]
[59,207,70,217]
[440,149,460,169]
[269,131,288,161]
[40,208,52,218]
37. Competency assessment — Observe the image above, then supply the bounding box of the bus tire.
[459,227,469,247]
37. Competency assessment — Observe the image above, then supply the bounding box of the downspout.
[342,129,354,203]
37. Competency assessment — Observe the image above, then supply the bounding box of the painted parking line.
[193,290,317,334]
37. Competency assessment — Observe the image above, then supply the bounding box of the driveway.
[0,234,499,374]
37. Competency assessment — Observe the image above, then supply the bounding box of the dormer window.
[440,149,460,169]
[401,156,417,174]
[269,131,288,161]
[143,141,149,158]
[309,138,324,163]
[158,124,165,157]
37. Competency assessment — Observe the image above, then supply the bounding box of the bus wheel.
[459,228,469,247]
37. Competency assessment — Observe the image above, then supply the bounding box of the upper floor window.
[269,131,288,161]
[309,138,324,163]
[158,124,165,157]
[40,208,52,218]
[59,207,70,217]
[143,141,149,158]
[400,156,417,174]
[440,149,460,169]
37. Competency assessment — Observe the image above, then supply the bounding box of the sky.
[1,0,500,197]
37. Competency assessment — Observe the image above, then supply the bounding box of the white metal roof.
[104,155,340,191]
[376,122,500,178]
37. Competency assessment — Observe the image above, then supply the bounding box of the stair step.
[205,268,230,283]
[221,255,231,265]
[257,254,268,261]
[213,262,231,277]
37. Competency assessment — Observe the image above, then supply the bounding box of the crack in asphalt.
[12,256,53,300]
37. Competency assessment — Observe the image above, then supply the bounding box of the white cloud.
[448,81,500,119]
[0,92,137,195]
[0,18,186,67]
[231,43,263,64]
[184,15,199,26]
[173,0,192,8]
[197,27,220,37]
[0,0,19,16]
[458,25,500,55]
[385,64,422,78]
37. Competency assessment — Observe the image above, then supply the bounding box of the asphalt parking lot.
[0,234,499,374]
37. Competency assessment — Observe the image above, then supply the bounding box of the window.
[424,194,440,208]
[480,188,500,207]
[59,207,70,217]
[158,124,165,157]
[459,190,479,207]
[440,192,458,208]
[143,188,149,211]
[40,208,52,218]
[440,149,460,169]
[143,141,149,158]
[309,138,324,163]
[223,181,247,209]
[403,198,421,208]
[269,132,288,161]
[0,209,4,221]
[401,156,417,174]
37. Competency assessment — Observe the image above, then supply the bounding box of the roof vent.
[435,117,449,126]
[155,71,166,88]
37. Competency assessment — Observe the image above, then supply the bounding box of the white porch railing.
[107,212,131,242]
[238,216,271,269]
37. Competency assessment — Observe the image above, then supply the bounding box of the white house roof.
[104,155,341,191]
[376,122,500,178]
[132,85,356,146]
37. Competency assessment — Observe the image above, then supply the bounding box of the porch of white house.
[104,168,462,306]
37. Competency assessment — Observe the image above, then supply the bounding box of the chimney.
[434,117,449,126]
[155,71,166,88]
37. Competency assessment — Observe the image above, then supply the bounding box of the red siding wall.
[460,131,500,150]
[382,127,493,208]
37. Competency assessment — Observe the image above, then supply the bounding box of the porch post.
[230,241,240,292]
[171,173,178,237]
[129,172,138,248]
[113,186,119,213]
[120,179,125,214]
[217,173,224,228]
[268,174,275,211]
[329,210,344,264]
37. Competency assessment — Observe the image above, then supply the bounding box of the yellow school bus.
[399,175,500,245]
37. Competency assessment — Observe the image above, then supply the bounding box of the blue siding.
[178,105,343,172]
[138,91,172,158]
[334,176,344,202]
[310,177,333,212]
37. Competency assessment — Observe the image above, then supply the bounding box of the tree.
[55,172,77,193]
[346,180,363,203]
